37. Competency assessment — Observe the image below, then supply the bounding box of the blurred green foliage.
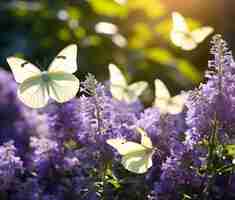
[0,0,213,101]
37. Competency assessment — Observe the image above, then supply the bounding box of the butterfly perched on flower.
[107,128,154,174]
[170,12,214,51]
[108,63,148,103]
[154,79,186,115]
[7,44,79,108]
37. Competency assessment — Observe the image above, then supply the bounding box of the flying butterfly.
[170,12,214,51]
[7,44,79,108]
[106,128,154,174]
[154,79,186,115]
[109,63,148,103]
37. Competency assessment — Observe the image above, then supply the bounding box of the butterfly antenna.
[35,58,48,71]
[34,60,43,71]
[42,58,49,71]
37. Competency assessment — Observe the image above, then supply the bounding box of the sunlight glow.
[112,34,127,47]
[95,22,118,35]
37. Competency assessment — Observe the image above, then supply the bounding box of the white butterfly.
[7,44,79,108]
[154,79,186,115]
[107,128,154,174]
[171,12,214,51]
[109,63,148,103]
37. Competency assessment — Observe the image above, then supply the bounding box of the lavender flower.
[162,35,235,199]
[185,35,235,148]
[0,141,23,190]
[0,69,49,157]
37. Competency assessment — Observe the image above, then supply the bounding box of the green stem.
[95,99,101,133]
[202,117,219,199]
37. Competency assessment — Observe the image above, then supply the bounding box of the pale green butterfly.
[106,128,154,174]
[171,12,214,51]
[154,79,187,115]
[108,63,148,103]
[7,44,79,108]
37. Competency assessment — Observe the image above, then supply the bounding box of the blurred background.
[0,0,231,103]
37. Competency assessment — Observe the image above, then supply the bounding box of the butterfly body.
[7,44,79,108]
[40,71,52,84]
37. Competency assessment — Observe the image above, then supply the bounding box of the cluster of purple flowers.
[1,35,235,199]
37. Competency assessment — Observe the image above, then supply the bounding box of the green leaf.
[57,28,71,41]
[129,23,153,49]
[74,27,86,40]
[177,59,201,83]
[85,35,102,46]
[155,19,171,40]
[225,144,235,157]
[145,48,175,65]
[67,6,81,20]
[89,0,127,17]
[145,48,202,83]
[128,0,165,18]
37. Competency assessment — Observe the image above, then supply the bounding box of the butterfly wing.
[171,12,191,48]
[180,37,198,50]
[136,128,153,149]
[172,12,189,33]
[47,72,80,103]
[168,93,186,114]
[7,57,41,83]
[109,63,127,101]
[107,138,153,174]
[154,79,170,100]
[122,150,153,174]
[154,79,172,114]
[125,81,148,103]
[17,75,49,108]
[48,44,78,74]
[107,139,146,155]
[191,27,214,43]
[171,31,197,50]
